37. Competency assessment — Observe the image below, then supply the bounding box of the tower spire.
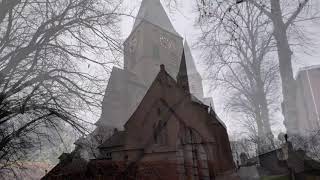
[132,0,180,36]
[177,50,190,93]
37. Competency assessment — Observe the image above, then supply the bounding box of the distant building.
[293,65,320,136]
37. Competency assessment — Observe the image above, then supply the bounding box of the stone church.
[96,0,213,133]
[42,0,238,179]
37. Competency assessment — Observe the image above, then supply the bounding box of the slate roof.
[132,0,180,37]
[177,49,190,92]
[99,131,126,149]
[95,67,143,127]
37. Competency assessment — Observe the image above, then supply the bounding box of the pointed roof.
[132,0,180,36]
[96,67,145,128]
[98,131,126,149]
[184,40,201,76]
[177,50,190,93]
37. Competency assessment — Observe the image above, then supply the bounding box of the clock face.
[160,34,176,50]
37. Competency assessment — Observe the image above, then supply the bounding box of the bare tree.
[0,0,123,173]
[230,136,257,163]
[197,0,319,136]
[196,1,280,152]
[291,130,320,160]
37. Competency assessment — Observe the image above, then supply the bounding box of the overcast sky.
[120,0,320,69]
[119,0,320,136]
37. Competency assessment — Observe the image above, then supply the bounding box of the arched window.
[153,119,167,145]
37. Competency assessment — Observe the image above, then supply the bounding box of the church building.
[42,0,238,179]
[95,0,213,133]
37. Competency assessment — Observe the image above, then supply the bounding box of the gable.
[124,65,181,129]
[120,65,228,152]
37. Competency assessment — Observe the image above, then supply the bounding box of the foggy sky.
[119,0,320,136]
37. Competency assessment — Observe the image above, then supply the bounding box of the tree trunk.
[257,78,275,148]
[254,102,267,153]
[260,90,275,148]
[270,0,298,135]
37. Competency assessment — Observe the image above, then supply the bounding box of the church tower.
[96,0,213,132]
[124,0,184,86]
